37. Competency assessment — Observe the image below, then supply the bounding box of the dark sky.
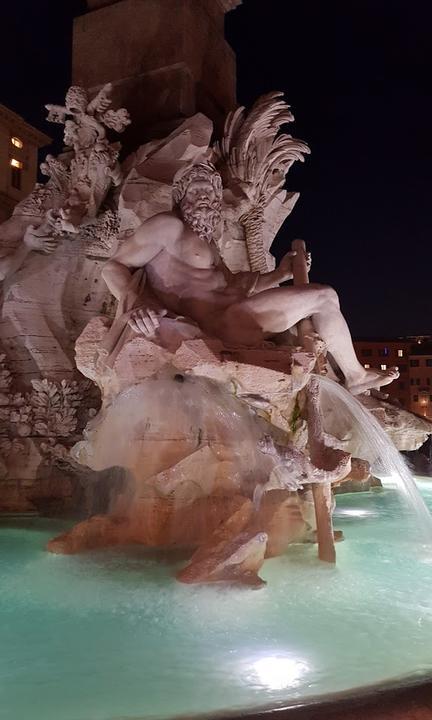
[1,0,431,337]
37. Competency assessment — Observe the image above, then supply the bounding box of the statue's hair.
[172,163,223,207]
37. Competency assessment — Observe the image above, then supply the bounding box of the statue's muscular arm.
[102,212,183,301]
[218,251,296,297]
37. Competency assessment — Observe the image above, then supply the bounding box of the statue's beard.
[180,199,221,243]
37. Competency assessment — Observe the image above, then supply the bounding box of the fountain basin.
[1,480,432,720]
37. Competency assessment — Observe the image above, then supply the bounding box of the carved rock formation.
[360,394,432,452]
[177,530,268,587]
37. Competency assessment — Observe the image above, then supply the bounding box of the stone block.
[73,0,236,137]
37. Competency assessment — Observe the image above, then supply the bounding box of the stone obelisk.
[72,0,241,145]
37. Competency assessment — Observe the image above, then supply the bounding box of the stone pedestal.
[73,0,240,146]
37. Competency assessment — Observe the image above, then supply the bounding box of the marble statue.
[0,84,131,512]
[42,89,432,581]
[102,161,399,396]
[45,83,130,233]
[0,79,426,577]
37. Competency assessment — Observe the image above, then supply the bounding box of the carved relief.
[0,355,98,445]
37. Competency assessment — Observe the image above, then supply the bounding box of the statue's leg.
[224,284,398,394]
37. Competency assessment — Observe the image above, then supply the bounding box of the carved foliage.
[215,92,309,205]
[0,355,98,444]
[29,379,82,437]
[214,92,310,272]
[14,83,131,234]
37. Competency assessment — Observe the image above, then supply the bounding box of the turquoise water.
[1,482,432,720]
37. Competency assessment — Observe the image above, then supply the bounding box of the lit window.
[11,136,23,149]
[380,364,387,370]
[11,160,22,190]
[10,158,23,169]
[364,364,370,369]
[398,349,404,357]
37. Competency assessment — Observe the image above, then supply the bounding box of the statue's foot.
[346,366,399,396]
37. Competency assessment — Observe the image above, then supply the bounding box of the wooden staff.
[291,238,336,563]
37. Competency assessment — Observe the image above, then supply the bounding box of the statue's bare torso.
[108,211,248,338]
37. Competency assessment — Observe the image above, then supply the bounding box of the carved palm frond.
[215,91,309,204]
[214,92,310,273]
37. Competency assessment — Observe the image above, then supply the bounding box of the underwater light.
[252,655,309,690]
[337,509,373,518]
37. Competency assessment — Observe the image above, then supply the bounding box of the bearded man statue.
[172,163,223,244]
[102,162,398,395]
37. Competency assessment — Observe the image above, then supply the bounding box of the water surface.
[1,481,432,720]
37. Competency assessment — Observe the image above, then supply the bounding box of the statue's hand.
[128,308,167,338]
[278,249,312,280]
[23,225,58,254]
[277,250,297,281]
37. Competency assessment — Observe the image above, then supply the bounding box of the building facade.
[0,104,50,223]
[353,336,432,418]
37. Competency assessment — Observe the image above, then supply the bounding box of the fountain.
[1,2,432,719]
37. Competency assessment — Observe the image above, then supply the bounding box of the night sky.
[1,0,431,338]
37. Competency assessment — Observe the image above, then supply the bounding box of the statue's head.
[173,163,223,242]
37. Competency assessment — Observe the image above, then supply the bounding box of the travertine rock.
[360,394,432,452]
[118,114,214,236]
[47,493,253,553]
[251,490,310,557]
[75,314,315,432]
[176,530,267,587]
